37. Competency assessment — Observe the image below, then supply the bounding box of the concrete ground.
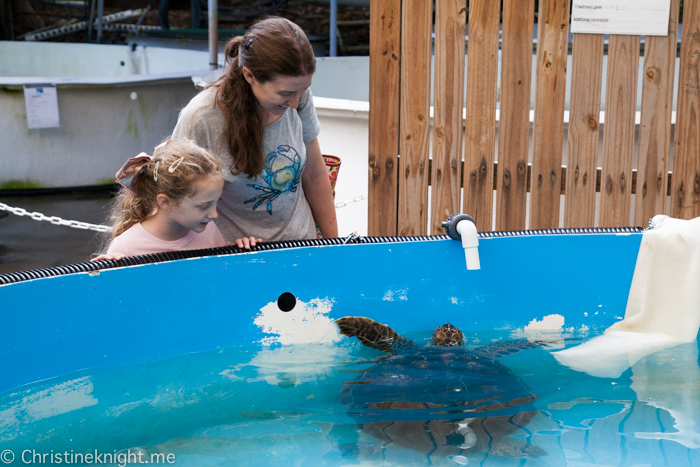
[0,191,113,275]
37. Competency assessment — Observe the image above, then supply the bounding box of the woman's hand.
[90,253,126,262]
[234,237,263,249]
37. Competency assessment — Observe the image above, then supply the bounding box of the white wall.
[314,97,370,237]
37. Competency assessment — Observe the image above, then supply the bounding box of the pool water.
[1,329,699,466]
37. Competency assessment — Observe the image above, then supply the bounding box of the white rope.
[0,202,113,233]
[335,193,367,209]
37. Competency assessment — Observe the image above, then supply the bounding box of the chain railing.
[335,193,367,209]
[0,202,113,233]
[0,193,367,234]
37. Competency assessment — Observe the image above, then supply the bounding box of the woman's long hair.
[213,17,316,177]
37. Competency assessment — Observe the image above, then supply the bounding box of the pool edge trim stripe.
[0,227,643,286]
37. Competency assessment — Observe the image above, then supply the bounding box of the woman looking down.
[173,17,338,244]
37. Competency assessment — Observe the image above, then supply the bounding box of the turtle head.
[432,323,463,347]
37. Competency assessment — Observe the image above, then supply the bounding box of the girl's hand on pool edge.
[90,253,126,262]
[234,237,263,249]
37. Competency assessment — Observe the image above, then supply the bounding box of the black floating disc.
[277,292,297,312]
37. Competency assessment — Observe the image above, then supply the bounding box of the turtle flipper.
[472,339,553,359]
[336,316,415,352]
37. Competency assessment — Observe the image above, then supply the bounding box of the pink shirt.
[107,222,226,257]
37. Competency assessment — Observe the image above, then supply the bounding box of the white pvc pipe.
[457,220,480,270]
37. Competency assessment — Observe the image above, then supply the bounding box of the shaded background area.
[0,191,112,275]
[1,0,370,56]
[0,1,370,275]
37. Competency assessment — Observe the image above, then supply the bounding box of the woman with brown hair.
[173,16,337,248]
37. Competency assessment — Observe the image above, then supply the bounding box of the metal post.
[329,0,337,56]
[208,0,218,70]
[86,0,95,42]
[95,0,103,43]
[1,0,14,40]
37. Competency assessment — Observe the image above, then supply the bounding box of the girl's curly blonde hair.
[106,139,226,241]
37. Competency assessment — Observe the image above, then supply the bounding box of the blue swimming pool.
[2,329,699,466]
[2,229,697,465]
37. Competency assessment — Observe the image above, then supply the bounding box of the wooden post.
[564,34,604,228]
[430,0,466,234]
[599,35,640,227]
[463,0,500,232]
[368,0,401,236]
[496,0,535,231]
[530,0,570,229]
[672,0,700,218]
[635,0,680,226]
[397,0,432,236]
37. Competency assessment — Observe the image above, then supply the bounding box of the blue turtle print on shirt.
[245,145,302,214]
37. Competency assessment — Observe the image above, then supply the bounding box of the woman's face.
[243,68,313,117]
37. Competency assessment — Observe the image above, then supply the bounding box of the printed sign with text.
[23,84,60,129]
[571,0,672,36]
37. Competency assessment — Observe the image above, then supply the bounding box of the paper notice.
[570,0,672,36]
[23,84,60,129]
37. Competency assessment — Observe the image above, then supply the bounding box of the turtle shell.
[336,317,548,458]
[340,346,537,424]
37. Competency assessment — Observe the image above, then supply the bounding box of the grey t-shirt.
[172,86,321,242]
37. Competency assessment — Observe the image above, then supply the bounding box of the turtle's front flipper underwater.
[336,316,415,352]
[472,339,555,359]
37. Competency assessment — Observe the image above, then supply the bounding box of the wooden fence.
[368,0,700,235]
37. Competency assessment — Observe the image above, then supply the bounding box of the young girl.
[94,139,260,261]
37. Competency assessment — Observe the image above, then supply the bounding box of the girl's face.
[169,176,225,234]
[243,68,313,117]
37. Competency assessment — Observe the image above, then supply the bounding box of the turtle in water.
[335,316,549,460]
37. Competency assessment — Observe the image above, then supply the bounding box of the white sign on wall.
[23,84,60,129]
[570,0,672,36]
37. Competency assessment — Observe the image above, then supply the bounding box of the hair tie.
[154,161,160,182]
[243,37,258,51]
[115,153,152,195]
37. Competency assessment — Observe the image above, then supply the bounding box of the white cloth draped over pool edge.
[552,215,700,378]
[610,215,700,342]
[552,216,700,449]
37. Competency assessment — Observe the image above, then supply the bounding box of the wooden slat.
[635,0,680,226]
[529,0,570,229]
[564,34,604,228]
[368,0,401,236]
[495,0,535,231]
[397,0,432,236]
[428,159,673,197]
[672,0,700,218]
[430,0,466,234]
[463,0,500,232]
[599,35,640,227]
